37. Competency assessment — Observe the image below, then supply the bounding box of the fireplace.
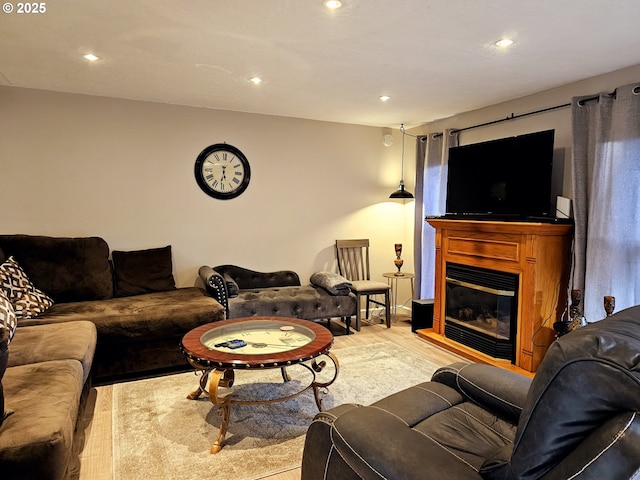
[421,219,572,373]
[444,263,518,361]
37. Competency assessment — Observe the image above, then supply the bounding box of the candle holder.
[393,243,404,276]
[604,296,615,316]
[568,289,587,331]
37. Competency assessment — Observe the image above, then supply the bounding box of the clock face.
[202,322,316,355]
[194,143,251,200]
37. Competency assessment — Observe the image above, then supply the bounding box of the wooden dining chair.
[335,239,391,331]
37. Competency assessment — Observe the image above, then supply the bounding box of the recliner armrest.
[430,361,469,388]
[198,266,229,316]
[482,412,640,480]
[433,362,531,424]
[539,412,640,480]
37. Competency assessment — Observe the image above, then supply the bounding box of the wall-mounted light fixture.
[389,124,414,199]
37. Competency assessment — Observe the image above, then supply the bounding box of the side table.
[382,272,415,319]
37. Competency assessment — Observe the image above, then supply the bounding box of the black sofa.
[199,264,356,333]
[302,305,640,479]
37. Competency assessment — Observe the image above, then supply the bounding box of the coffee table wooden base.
[186,352,339,454]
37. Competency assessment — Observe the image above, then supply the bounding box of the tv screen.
[445,129,555,219]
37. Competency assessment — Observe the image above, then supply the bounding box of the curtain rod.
[429,87,626,138]
[430,102,571,138]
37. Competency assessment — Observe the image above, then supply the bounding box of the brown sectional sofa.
[0,234,225,479]
[1,321,97,480]
[0,234,225,383]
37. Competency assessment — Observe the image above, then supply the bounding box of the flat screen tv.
[445,129,555,220]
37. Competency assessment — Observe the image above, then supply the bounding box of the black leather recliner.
[302,305,640,479]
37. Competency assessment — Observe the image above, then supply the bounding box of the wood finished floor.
[77,316,464,480]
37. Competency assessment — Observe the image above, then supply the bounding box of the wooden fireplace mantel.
[418,219,573,374]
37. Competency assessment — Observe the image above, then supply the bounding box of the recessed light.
[249,77,262,85]
[323,0,343,10]
[83,53,99,62]
[380,95,390,102]
[495,39,514,48]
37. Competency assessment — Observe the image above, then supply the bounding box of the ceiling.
[2,0,640,128]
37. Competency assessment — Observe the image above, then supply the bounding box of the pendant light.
[389,124,414,199]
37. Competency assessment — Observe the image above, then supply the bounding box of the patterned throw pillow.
[0,256,54,319]
[0,291,17,343]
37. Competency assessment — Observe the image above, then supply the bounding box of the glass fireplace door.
[444,263,518,361]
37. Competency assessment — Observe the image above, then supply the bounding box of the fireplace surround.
[420,219,573,373]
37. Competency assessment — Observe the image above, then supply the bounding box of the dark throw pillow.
[112,246,177,297]
[223,273,240,298]
[0,235,113,302]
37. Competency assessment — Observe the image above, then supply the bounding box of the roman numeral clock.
[194,143,251,200]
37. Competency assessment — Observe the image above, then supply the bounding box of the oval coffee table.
[180,316,339,453]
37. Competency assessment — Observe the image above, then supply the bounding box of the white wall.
[1,86,416,304]
[411,63,640,307]
[417,64,640,203]
[3,63,638,310]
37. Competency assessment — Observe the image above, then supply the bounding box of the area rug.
[112,341,442,480]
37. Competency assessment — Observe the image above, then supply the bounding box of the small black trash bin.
[411,299,434,332]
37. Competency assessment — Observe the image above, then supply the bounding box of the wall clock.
[194,143,251,200]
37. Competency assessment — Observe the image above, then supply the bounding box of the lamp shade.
[389,123,414,199]
[389,181,414,199]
